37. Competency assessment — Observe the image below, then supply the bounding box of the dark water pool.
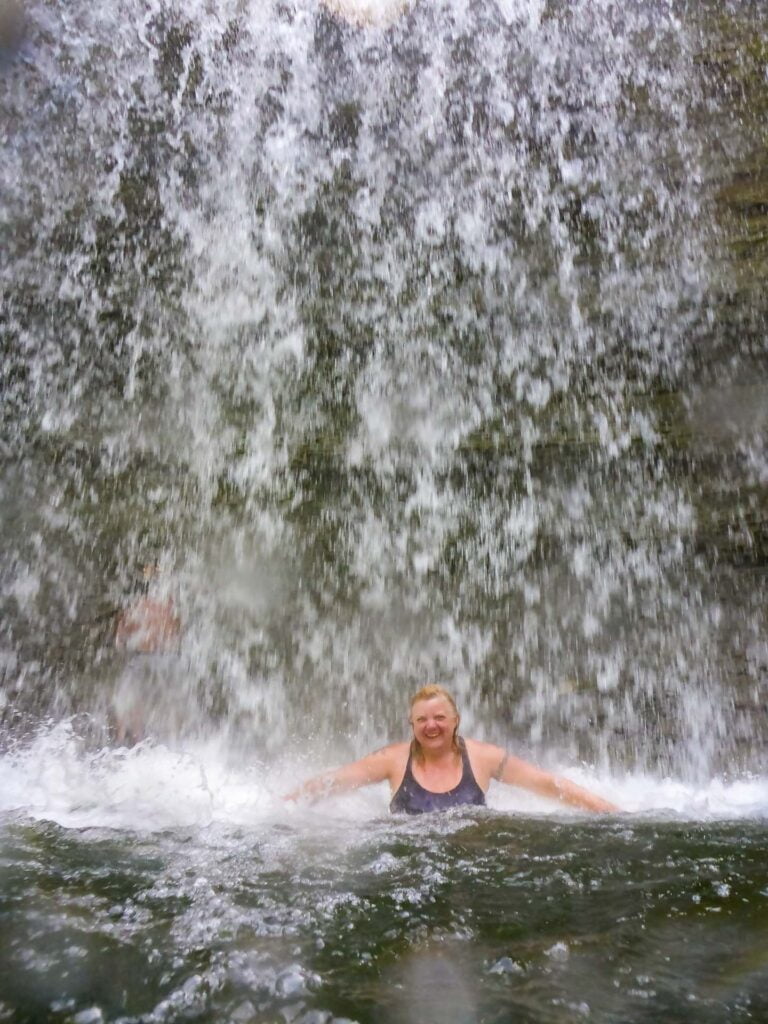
[2,802,768,1024]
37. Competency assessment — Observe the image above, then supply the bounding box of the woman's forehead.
[411,696,457,717]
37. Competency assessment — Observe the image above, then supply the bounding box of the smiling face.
[409,695,460,755]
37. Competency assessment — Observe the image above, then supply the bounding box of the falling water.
[3,0,766,774]
[1,1,768,1019]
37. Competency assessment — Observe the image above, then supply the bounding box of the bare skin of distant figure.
[319,0,409,29]
[112,566,181,745]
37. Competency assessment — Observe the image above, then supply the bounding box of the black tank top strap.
[457,736,470,765]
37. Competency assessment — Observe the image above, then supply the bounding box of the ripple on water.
[3,799,768,1022]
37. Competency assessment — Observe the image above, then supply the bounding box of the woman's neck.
[416,743,460,767]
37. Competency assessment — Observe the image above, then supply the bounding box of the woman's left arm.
[489,748,619,813]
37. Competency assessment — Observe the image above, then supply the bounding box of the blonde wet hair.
[408,684,461,761]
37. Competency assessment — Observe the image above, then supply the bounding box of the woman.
[286,684,618,814]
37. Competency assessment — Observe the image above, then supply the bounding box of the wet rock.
[545,942,570,962]
[296,1012,331,1024]
[230,1000,257,1022]
[280,1002,306,1024]
[276,967,309,999]
[487,956,524,975]
[72,1009,104,1024]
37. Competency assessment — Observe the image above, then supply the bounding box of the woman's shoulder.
[383,741,410,761]
[356,741,410,784]
[463,737,507,769]
[359,741,410,767]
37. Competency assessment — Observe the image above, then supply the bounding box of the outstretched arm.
[284,746,398,803]
[497,753,619,813]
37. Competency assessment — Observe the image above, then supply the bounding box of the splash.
[1,721,766,833]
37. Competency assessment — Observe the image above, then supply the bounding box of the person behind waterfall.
[111,564,181,745]
[286,684,619,814]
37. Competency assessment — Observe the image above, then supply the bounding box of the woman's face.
[410,696,459,752]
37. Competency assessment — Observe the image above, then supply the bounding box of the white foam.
[1,723,765,831]
[0,724,283,831]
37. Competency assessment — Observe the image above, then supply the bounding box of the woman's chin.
[419,736,448,750]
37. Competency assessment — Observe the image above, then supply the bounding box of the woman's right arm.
[284,745,401,802]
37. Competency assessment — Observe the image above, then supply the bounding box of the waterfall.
[2,0,766,778]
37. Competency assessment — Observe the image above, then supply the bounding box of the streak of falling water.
[1,0,766,778]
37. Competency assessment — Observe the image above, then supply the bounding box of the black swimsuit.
[390,738,486,814]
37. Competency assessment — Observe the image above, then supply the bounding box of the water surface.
[1,737,767,1023]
